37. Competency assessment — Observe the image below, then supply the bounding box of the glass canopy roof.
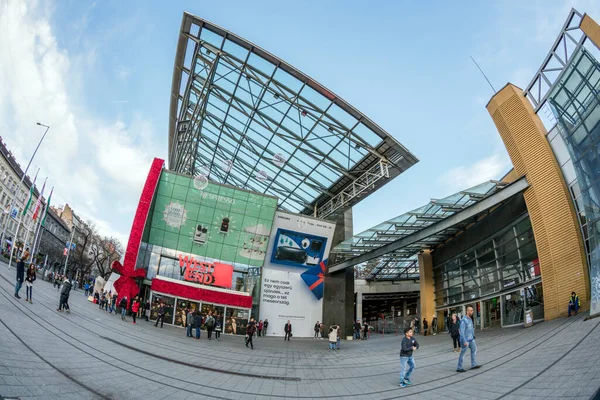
[169,13,418,217]
[334,181,506,281]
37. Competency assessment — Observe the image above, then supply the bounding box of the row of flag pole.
[22,169,53,227]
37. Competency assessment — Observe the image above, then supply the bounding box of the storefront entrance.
[482,297,501,329]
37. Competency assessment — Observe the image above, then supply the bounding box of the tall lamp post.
[5,123,50,269]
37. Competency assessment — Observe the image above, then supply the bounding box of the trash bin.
[524,309,534,328]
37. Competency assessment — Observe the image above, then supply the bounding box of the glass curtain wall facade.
[433,215,543,325]
[548,47,600,315]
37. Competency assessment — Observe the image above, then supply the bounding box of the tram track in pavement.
[1,270,595,399]
[10,274,560,376]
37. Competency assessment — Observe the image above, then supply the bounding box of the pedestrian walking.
[456,306,481,372]
[354,319,362,340]
[423,318,429,336]
[14,251,27,299]
[284,320,292,341]
[257,320,263,338]
[214,313,223,341]
[57,277,72,312]
[432,315,438,335]
[106,291,112,313]
[320,323,324,339]
[186,308,194,337]
[363,320,369,340]
[205,313,215,340]
[328,326,337,350]
[399,327,419,387]
[24,264,36,303]
[263,319,268,336]
[314,321,320,339]
[144,300,150,321]
[112,293,118,314]
[131,297,140,324]
[119,297,128,321]
[449,313,460,352]
[155,302,166,328]
[245,318,256,349]
[336,324,341,349]
[568,291,581,317]
[84,282,90,296]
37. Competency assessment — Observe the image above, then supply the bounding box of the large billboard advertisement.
[259,212,336,337]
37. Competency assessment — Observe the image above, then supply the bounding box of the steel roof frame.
[169,12,418,218]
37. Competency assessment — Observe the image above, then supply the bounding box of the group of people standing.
[184,308,223,341]
[353,319,370,340]
[93,290,142,323]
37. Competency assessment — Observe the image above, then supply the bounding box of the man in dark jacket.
[119,297,128,321]
[193,311,202,338]
[155,302,166,328]
[284,320,292,341]
[354,319,362,340]
[399,327,419,387]
[246,318,256,349]
[57,278,72,312]
[14,257,25,299]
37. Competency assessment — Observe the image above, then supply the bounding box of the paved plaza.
[0,264,599,400]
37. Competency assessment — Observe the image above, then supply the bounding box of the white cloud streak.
[438,153,512,193]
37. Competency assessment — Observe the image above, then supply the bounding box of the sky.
[1,0,599,248]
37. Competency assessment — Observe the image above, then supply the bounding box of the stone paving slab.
[0,262,599,399]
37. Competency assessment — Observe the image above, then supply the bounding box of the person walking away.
[449,313,460,352]
[205,313,215,340]
[57,277,72,312]
[106,292,112,314]
[245,318,256,349]
[257,320,263,338]
[119,297,128,321]
[328,326,337,350]
[423,318,429,336]
[363,320,369,340]
[320,323,325,339]
[284,320,292,341]
[155,302,166,328]
[314,321,320,339]
[568,292,581,317]
[456,306,480,372]
[145,300,150,321]
[112,293,118,314]
[214,313,223,341]
[263,319,268,336]
[193,310,202,339]
[432,316,438,335]
[186,308,194,337]
[354,319,362,340]
[24,264,36,303]
[399,327,419,387]
[131,297,140,324]
[14,251,27,299]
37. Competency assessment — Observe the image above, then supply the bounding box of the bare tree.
[92,237,124,279]
[66,221,97,281]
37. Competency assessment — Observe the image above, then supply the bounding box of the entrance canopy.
[330,177,529,280]
[169,13,418,219]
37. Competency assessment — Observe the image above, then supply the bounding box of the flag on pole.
[32,177,47,221]
[41,187,53,227]
[22,169,39,216]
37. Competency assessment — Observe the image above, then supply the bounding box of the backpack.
[205,316,215,328]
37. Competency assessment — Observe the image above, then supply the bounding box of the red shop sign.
[179,255,233,288]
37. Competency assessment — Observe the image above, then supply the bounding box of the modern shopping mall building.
[122,9,600,337]
[332,8,600,332]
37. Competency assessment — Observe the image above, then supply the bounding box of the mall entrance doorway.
[482,297,501,329]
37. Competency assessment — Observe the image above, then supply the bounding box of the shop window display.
[150,294,175,325]
[175,299,200,327]
[225,307,249,335]
[502,290,524,326]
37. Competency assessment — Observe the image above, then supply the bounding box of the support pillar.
[418,250,435,334]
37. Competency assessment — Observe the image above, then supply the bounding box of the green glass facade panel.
[163,231,179,250]
[175,174,190,186]
[148,229,165,246]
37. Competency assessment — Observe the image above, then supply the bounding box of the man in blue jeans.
[399,327,419,387]
[456,306,481,372]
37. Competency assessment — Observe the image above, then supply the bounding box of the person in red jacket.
[131,297,141,324]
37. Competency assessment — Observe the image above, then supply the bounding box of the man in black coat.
[14,258,25,299]
[284,320,292,341]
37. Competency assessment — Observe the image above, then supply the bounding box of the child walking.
[399,327,419,387]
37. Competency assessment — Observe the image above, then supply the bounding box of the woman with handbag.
[24,264,36,304]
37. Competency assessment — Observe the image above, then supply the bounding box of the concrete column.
[418,250,435,335]
[356,291,363,321]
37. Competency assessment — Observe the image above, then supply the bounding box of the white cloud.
[439,153,512,193]
[0,0,163,250]
[115,64,132,82]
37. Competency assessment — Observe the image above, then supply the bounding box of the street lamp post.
[5,123,50,269]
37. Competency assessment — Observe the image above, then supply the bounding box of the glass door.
[502,289,524,326]
[174,299,200,327]
[482,297,500,329]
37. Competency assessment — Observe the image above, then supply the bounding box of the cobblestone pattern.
[0,262,599,400]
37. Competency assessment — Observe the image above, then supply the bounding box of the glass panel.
[149,294,175,325]
[502,290,524,326]
[524,283,544,320]
[225,307,250,335]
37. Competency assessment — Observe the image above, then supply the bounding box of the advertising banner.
[259,212,336,337]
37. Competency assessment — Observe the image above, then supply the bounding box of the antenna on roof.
[470,56,496,94]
